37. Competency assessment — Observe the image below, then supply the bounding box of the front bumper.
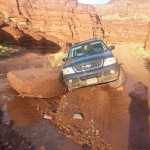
[62,64,120,90]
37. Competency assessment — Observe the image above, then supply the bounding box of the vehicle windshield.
[68,40,108,60]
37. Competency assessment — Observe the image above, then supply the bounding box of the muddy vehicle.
[61,38,126,91]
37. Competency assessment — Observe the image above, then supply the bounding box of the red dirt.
[0,110,33,150]
[53,44,150,149]
[0,44,150,150]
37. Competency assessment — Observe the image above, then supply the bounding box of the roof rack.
[74,38,98,45]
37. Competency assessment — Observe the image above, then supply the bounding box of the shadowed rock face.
[0,0,104,50]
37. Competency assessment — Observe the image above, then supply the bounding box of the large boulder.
[7,68,67,98]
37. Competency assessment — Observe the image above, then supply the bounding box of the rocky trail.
[0,44,150,150]
[0,0,150,149]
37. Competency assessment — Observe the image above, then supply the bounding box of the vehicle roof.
[71,38,102,49]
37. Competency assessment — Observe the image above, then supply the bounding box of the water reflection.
[2,103,10,125]
[0,96,82,150]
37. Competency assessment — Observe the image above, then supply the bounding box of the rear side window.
[68,46,85,59]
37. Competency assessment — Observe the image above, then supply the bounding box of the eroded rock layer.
[145,22,150,50]
[95,0,150,44]
[0,0,150,50]
[0,0,103,51]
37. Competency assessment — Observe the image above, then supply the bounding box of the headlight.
[103,57,117,66]
[63,67,75,75]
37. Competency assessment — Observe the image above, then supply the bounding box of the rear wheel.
[109,67,126,88]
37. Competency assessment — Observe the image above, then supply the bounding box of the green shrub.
[0,44,25,57]
[44,52,67,68]
[132,44,150,60]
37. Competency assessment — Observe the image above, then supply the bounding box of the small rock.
[117,86,124,91]
[63,95,66,98]
[96,130,99,135]
[5,142,9,146]
[90,119,94,123]
[35,146,47,150]
[85,130,89,134]
[21,140,25,144]
[73,113,84,120]
[2,95,8,100]
[7,97,13,101]
[44,114,53,120]
[82,144,92,150]
[1,95,13,101]
[96,130,99,133]
[8,145,12,149]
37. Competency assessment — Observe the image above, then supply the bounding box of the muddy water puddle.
[1,92,82,150]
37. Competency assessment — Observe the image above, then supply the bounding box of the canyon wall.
[145,22,150,50]
[0,0,103,51]
[95,0,150,45]
[0,0,150,51]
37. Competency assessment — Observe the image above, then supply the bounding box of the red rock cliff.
[0,0,104,51]
[0,0,150,51]
[145,22,150,50]
[95,0,150,44]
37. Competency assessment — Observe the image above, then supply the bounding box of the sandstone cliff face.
[0,0,104,51]
[109,0,150,4]
[109,0,149,4]
[95,0,150,44]
[145,22,150,50]
[0,0,150,51]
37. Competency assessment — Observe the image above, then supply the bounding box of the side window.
[69,46,83,59]
[93,43,103,50]
[76,48,84,57]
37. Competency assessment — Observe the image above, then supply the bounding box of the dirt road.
[0,44,150,150]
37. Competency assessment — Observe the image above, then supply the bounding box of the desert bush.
[45,52,67,68]
[132,44,150,73]
[132,44,150,60]
[0,44,25,57]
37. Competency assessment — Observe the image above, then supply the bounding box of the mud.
[0,88,82,150]
[0,52,82,150]
[0,45,150,150]
[0,110,33,150]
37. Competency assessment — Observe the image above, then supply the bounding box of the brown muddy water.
[1,89,82,150]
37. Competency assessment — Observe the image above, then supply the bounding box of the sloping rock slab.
[7,68,67,98]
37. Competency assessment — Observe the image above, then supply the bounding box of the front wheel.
[109,67,126,88]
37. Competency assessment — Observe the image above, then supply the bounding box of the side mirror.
[62,58,67,62]
[109,46,115,50]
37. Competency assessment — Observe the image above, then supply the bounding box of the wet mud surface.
[0,110,33,150]
[0,45,150,150]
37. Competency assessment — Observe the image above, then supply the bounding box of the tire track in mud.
[106,74,150,150]
[107,88,130,150]
[1,44,150,149]
[54,85,112,149]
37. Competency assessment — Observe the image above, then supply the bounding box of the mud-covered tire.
[109,66,126,88]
